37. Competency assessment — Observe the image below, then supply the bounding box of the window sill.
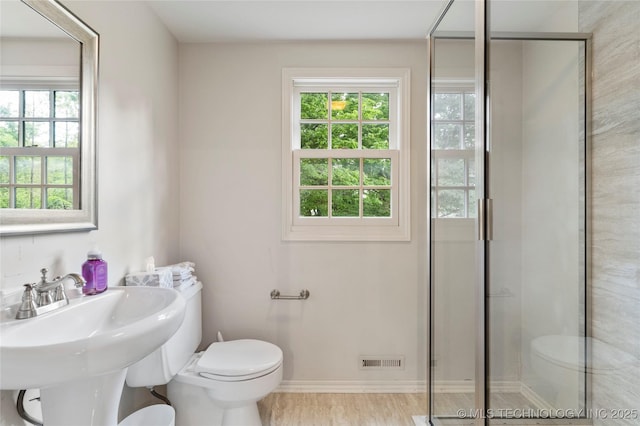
[283,223,410,242]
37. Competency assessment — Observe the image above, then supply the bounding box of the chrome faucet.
[15,268,86,320]
[35,268,85,300]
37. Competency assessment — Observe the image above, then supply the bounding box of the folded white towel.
[172,270,193,279]
[167,261,196,270]
[173,277,196,291]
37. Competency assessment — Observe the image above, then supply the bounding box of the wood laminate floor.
[258,392,428,426]
[432,392,539,417]
[258,392,591,426]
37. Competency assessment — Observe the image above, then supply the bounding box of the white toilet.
[530,334,638,410]
[126,283,283,426]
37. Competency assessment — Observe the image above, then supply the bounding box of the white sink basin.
[1,286,185,389]
[0,285,185,425]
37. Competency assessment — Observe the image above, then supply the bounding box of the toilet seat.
[194,339,283,382]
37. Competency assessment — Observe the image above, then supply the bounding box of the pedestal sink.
[0,286,186,426]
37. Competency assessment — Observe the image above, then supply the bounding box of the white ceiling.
[145,0,449,43]
[1,0,576,43]
[144,0,576,43]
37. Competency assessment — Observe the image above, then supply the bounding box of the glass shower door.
[428,0,481,424]
[429,2,591,425]
[486,36,589,422]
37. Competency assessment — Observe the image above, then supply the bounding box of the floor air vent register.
[359,356,405,370]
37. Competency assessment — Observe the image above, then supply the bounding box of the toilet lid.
[194,339,282,380]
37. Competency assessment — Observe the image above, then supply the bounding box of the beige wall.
[0,0,636,422]
[0,0,179,422]
[178,41,429,389]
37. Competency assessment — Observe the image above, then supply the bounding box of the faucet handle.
[53,284,66,302]
[22,283,36,299]
[16,284,38,319]
[37,290,53,306]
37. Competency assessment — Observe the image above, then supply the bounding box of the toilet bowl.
[126,282,283,426]
[530,335,637,409]
[168,344,282,426]
[530,335,585,409]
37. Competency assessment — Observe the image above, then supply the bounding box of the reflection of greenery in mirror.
[1,90,79,148]
[0,0,98,234]
[1,90,79,208]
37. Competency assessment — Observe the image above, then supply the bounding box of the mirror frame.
[0,0,98,236]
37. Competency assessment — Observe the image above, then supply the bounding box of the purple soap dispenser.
[82,249,108,295]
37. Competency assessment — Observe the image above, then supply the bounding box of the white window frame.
[282,68,410,241]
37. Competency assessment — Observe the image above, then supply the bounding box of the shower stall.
[428,0,593,424]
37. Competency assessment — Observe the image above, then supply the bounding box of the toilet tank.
[126,282,203,387]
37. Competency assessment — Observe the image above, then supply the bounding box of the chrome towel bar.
[270,289,310,300]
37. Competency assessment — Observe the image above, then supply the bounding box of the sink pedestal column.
[40,369,127,426]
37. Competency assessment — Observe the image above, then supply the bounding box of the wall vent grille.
[359,356,405,370]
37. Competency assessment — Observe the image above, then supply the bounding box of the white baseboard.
[277,380,427,393]
[433,380,554,411]
[412,415,428,426]
[431,380,474,393]
[432,380,521,394]
[520,382,554,410]
[276,379,552,411]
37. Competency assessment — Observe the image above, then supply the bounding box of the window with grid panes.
[0,88,79,210]
[431,84,476,218]
[283,69,410,241]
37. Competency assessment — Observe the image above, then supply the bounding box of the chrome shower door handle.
[478,199,485,241]
[478,198,493,241]
[486,198,493,241]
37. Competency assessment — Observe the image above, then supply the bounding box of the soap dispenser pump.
[82,249,108,295]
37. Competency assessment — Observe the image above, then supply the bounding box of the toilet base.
[168,379,224,426]
[221,404,261,426]
[167,368,280,426]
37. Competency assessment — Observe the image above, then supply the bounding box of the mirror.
[0,0,98,235]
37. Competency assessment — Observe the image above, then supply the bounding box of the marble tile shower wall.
[579,1,640,424]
